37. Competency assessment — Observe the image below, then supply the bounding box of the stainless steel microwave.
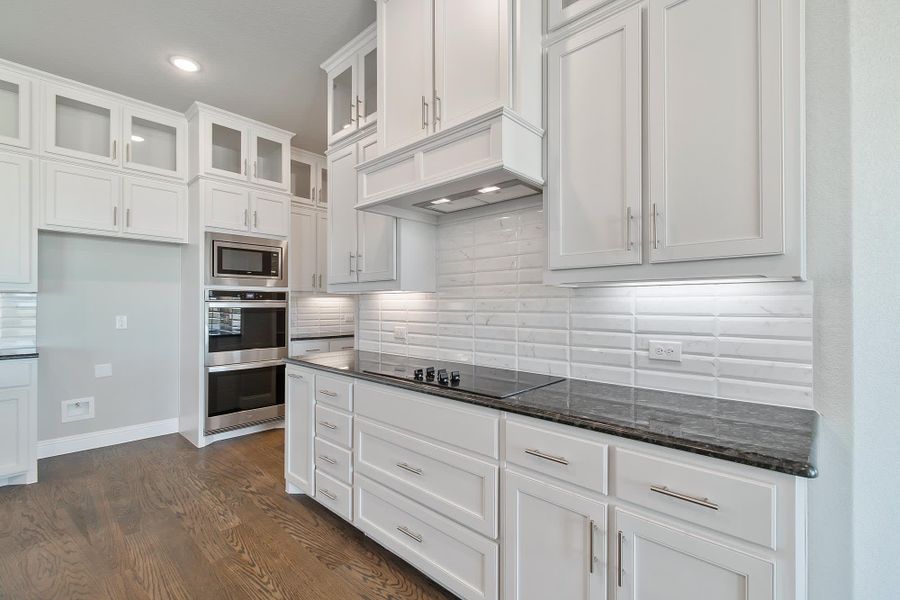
[206,232,288,288]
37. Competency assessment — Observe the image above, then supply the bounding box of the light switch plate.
[649,340,683,362]
[61,397,95,423]
[95,363,112,378]
[393,325,408,341]
[115,315,128,329]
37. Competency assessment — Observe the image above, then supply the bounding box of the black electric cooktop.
[364,359,565,399]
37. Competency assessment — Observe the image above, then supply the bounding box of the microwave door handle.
[206,302,288,309]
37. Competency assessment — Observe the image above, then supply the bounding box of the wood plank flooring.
[0,430,456,600]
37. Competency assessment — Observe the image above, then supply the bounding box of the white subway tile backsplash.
[290,294,356,338]
[0,293,37,351]
[357,204,815,409]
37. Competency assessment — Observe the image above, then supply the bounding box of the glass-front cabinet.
[123,107,186,179]
[250,127,289,191]
[44,83,120,166]
[323,24,377,147]
[0,66,32,150]
[290,147,327,207]
[548,0,615,30]
[329,57,356,144]
[203,112,249,182]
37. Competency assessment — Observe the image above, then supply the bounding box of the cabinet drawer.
[314,437,352,485]
[614,448,776,549]
[355,382,499,459]
[315,374,353,411]
[328,337,355,352]
[315,404,353,448]
[356,475,499,600]
[0,361,32,389]
[356,417,498,538]
[505,417,608,495]
[290,340,329,356]
[314,469,352,522]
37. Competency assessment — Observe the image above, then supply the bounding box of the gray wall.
[37,232,180,441]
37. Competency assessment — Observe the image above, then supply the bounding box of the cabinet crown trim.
[320,22,377,73]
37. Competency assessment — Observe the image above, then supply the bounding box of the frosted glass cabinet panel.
[253,134,285,187]
[211,122,245,176]
[361,46,377,125]
[330,61,356,139]
[548,0,616,30]
[291,158,313,202]
[44,84,120,166]
[123,107,185,179]
[290,148,326,207]
[0,67,31,149]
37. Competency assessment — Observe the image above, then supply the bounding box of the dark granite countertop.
[0,348,39,360]
[291,333,355,341]
[287,350,818,478]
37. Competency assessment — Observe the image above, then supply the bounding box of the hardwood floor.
[0,430,457,600]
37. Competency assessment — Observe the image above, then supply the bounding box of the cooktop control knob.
[426,367,436,381]
[437,369,449,385]
[450,371,461,385]
[413,368,424,381]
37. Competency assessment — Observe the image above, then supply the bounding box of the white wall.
[36,232,181,441]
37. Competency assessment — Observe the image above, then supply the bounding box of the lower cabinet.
[614,510,775,600]
[0,151,35,291]
[0,359,37,486]
[503,469,607,600]
[285,368,314,494]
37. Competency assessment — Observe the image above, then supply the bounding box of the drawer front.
[315,404,353,448]
[314,437,352,485]
[314,469,352,522]
[356,475,499,600]
[614,448,776,549]
[0,361,32,389]
[328,337,355,352]
[290,340,328,356]
[356,417,499,538]
[505,417,609,495]
[355,382,499,459]
[315,374,353,411]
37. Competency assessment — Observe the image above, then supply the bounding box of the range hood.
[355,108,544,223]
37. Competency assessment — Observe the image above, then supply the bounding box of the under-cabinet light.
[431,198,452,205]
[130,135,145,142]
[478,186,501,193]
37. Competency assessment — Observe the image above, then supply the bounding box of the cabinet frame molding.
[0,65,33,150]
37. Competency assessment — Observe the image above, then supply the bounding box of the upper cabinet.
[548,0,617,31]
[322,24,377,148]
[44,83,121,167]
[0,152,35,291]
[544,0,806,285]
[123,106,186,180]
[290,148,327,208]
[0,65,33,150]
[188,103,293,192]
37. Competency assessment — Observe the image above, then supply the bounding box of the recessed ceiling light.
[130,135,145,142]
[478,186,501,194]
[431,198,451,205]
[169,56,200,72]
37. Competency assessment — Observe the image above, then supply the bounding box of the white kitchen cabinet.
[200,110,249,182]
[290,203,328,292]
[357,211,396,283]
[290,339,329,356]
[290,147,328,207]
[316,212,328,289]
[327,143,359,285]
[322,24,377,148]
[0,359,37,487]
[203,179,250,232]
[285,368,315,495]
[0,152,35,291]
[123,105,186,180]
[42,161,121,233]
[250,125,291,191]
[0,65,33,150]
[44,83,121,166]
[615,510,775,600]
[250,190,289,237]
[648,0,786,265]
[548,0,617,31]
[504,469,606,600]
[122,176,187,242]
[548,5,642,270]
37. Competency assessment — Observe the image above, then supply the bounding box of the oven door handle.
[206,302,288,309]
[206,359,285,373]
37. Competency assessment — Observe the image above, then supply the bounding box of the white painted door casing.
[548,5,642,270]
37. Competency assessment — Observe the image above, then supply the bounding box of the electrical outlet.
[393,325,408,341]
[94,363,113,378]
[115,315,128,330]
[649,340,683,362]
[61,397,94,423]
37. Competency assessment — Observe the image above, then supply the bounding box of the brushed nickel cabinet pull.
[317,420,337,430]
[318,389,338,397]
[312,273,317,287]
[357,253,363,273]
[244,209,249,227]
[589,520,596,574]
[396,462,423,476]
[421,96,429,130]
[318,273,323,288]
[126,208,131,228]
[524,448,569,466]
[650,485,719,510]
[253,160,258,178]
[434,94,441,127]
[112,139,117,160]
[349,251,355,274]
[113,205,118,226]
[651,203,660,250]
[356,95,362,122]
[126,142,131,162]
[626,206,634,249]
[617,530,624,587]
[397,525,423,543]
[254,210,258,228]
[317,455,337,465]
[319,488,337,501]
[313,187,317,202]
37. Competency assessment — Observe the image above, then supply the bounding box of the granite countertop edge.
[291,334,355,341]
[0,349,39,361]
[285,354,818,479]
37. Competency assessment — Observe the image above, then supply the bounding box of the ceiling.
[0,0,375,153]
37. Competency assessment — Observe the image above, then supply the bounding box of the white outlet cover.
[115,315,128,329]
[393,325,408,341]
[95,363,113,378]
[648,340,683,362]
[61,397,95,423]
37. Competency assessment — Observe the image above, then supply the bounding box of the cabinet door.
[250,191,289,237]
[357,40,378,129]
[0,153,33,289]
[504,470,607,600]
[251,127,290,191]
[44,84,121,166]
[316,212,328,290]
[317,162,328,208]
[327,144,358,284]
[290,204,317,292]
[328,56,359,146]
[203,113,248,182]
[615,510,774,600]
[43,161,121,233]
[285,370,314,495]
[122,176,187,242]
[0,66,32,150]
[433,0,508,132]
[329,338,354,352]
[648,0,785,263]
[290,150,317,205]
[357,212,396,283]
[547,6,642,270]
[204,180,250,232]
[379,0,434,152]
[548,0,616,31]
[0,388,28,478]
[123,107,185,180]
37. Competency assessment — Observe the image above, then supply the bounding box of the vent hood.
[355,108,544,223]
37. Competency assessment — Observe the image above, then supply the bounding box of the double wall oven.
[204,233,289,434]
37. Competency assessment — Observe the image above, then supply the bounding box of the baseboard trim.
[37,418,180,459]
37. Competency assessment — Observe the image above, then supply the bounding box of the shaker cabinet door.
[0,153,33,288]
[327,144,359,285]
[290,204,318,292]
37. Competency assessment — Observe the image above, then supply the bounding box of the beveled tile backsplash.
[291,293,356,338]
[0,292,37,352]
[358,203,814,409]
